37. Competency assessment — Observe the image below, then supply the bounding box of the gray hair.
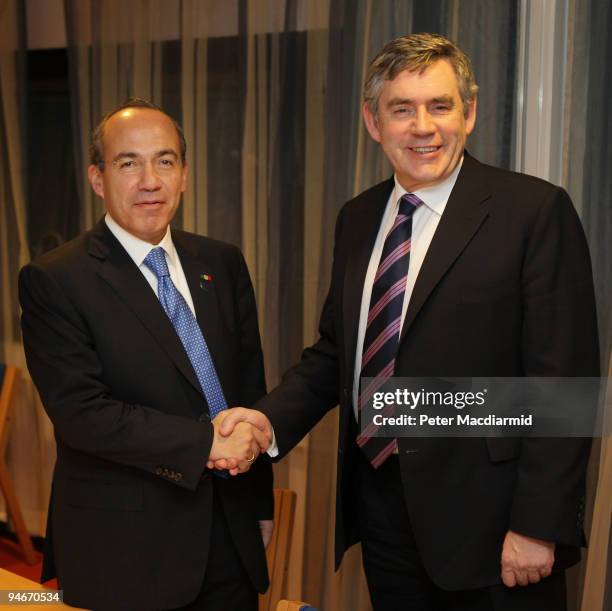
[364,33,479,116]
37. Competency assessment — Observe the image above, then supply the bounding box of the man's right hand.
[207,408,273,475]
[208,411,270,475]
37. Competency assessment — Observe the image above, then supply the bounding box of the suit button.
[343,388,348,398]
[198,413,209,422]
[155,467,163,476]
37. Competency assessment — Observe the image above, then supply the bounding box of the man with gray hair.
[218,33,599,610]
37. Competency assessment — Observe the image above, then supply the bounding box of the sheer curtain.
[564,1,612,609]
[64,0,180,231]
[304,1,519,606]
[12,0,606,607]
[59,1,525,608]
[0,0,53,537]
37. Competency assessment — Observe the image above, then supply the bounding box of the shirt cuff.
[266,428,279,457]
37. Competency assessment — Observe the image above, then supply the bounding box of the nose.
[412,107,435,136]
[137,161,162,190]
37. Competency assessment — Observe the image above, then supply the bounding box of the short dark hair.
[89,98,187,169]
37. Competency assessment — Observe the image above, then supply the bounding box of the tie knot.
[143,247,170,279]
[399,193,424,218]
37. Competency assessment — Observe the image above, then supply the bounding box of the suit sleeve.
[19,262,212,492]
[233,250,274,519]
[509,186,600,546]
[255,209,345,458]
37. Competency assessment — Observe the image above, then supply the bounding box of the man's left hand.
[501,530,555,587]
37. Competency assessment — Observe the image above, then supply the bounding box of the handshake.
[207,407,273,475]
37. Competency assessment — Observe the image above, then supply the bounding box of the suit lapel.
[399,153,491,343]
[88,221,202,395]
[342,178,395,382]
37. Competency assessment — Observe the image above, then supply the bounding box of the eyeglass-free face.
[88,108,188,245]
[363,58,476,193]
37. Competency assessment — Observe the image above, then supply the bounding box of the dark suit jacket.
[19,220,272,610]
[257,153,600,590]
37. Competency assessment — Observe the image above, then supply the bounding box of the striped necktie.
[144,247,227,419]
[356,193,424,468]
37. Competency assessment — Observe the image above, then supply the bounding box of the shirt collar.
[104,214,178,268]
[392,155,464,216]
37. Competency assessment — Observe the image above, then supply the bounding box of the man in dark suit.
[216,34,600,610]
[19,99,273,611]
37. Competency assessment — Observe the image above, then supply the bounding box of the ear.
[465,97,477,136]
[362,102,382,143]
[88,165,105,199]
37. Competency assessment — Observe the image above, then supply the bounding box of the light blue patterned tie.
[144,246,227,419]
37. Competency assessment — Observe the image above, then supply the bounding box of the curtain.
[8,0,605,608]
[59,1,520,608]
[304,2,519,606]
[0,0,53,538]
[565,1,612,609]
[65,0,179,231]
[581,351,612,611]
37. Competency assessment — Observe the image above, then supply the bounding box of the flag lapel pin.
[199,273,213,291]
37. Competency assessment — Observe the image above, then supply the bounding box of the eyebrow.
[112,149,179,162]
[385,95,456,107]
[156,149,179,159]
[431,96,455,106]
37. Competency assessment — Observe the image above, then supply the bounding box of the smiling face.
[88,108,188,244]
[363,59,476,192]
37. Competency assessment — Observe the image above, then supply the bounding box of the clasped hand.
[208,408,273,475]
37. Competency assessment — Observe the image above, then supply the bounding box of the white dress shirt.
[351,159,463,417]
[104,214,195,315]
[105,214,281,458]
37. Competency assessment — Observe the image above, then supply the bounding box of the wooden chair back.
[275,601,316,611]
[259,488,297,611]
[0,365,36,564]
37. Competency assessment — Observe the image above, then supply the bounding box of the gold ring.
[246,452,256,463]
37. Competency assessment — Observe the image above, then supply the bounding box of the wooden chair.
[0,365,37,564]
[276,601,317,611]
[259,488,297,611]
